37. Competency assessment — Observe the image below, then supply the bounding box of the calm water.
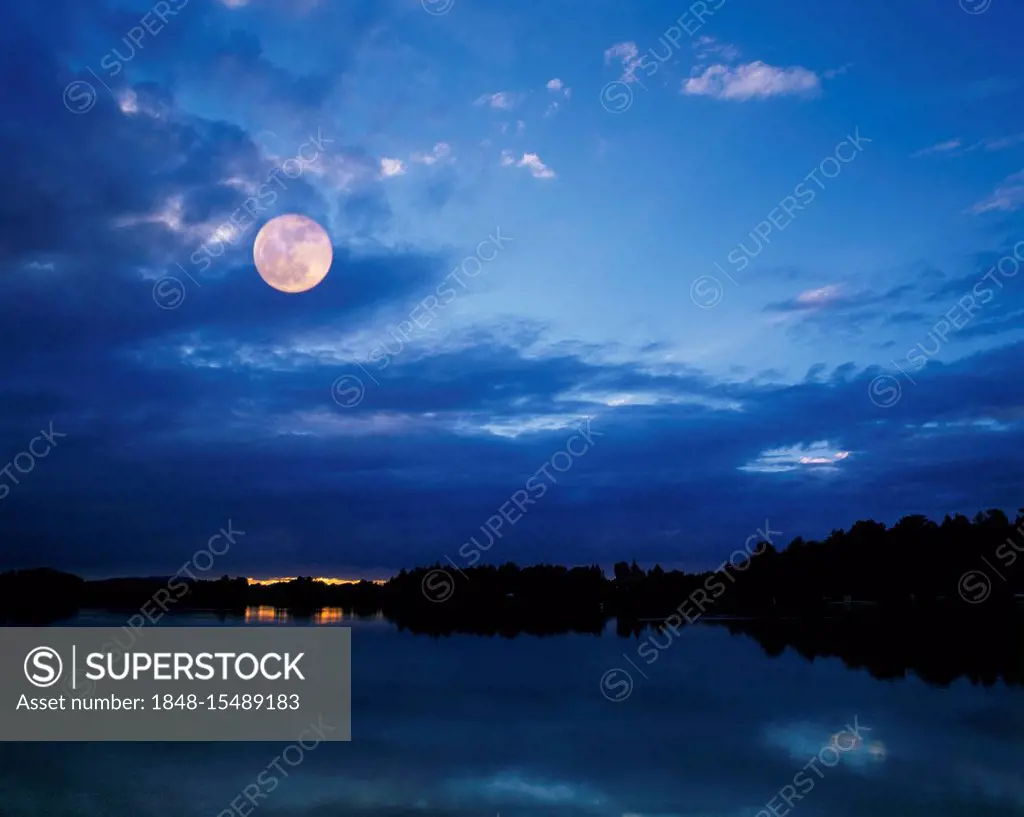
[2,610,1021,817]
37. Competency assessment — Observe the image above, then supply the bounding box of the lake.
[1,609,1021,817]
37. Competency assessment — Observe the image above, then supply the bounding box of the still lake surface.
[2,609,1021,817]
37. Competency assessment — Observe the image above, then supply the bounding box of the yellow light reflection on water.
[314,607,344,625]
[244,606,291,623]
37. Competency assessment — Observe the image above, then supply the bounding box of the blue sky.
[3,0,1024,578]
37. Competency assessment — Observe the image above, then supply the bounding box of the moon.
[253,214,333,293]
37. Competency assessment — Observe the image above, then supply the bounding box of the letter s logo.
[24,646,63,688]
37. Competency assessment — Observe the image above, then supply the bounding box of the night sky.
[2,0,1024,579]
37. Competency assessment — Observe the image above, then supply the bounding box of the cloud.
[505,153,556,179]
[913,139,963,158]
[604,41,638,66]
[972,133,1024,152]
[117,88,139,115]
[969,171,1024,214]
[300,149,382,194]
[474,91,520,111]
[740,441,851,473]
[8,174,1024,577]
[794,285,845,308]
[684,39,827,102]
[822,62,854,78]
[411,142,453,165]
[603,41,645,83]
[544,78,571,113]
[692,36,741,62]
[379,158,405,178]
[761,275,939,347]
[546,78,571,97]
[683,61,822,100]
[915,135,1024,158]
[765,285,870,313]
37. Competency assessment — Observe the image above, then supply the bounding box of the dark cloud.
[5,296,1024,577]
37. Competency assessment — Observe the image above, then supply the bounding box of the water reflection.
[244,605,290,624]
[314,607,344,625]
[241,606,374,625]
[1,613,1020,817]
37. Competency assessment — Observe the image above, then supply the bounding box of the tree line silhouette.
[2,509,1022,686]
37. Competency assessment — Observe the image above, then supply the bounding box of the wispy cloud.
[794,285,845,308]
[604,41,645,84]
[740,441,851,473]
[693,36,741,62]
[411,142,453,165]
[604,41,638,65]
[972,133,1024,152]
[969,170,1024,214]
[683,61,821,101]
[823,63,854,78]
[915,134,1024,158]
[474,91,520,111]
[765,285,889,315]
[913,139,963,158]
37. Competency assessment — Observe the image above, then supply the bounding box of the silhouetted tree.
[5,506,1023,684]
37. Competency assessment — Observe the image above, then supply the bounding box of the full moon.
[253,214,333,293]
